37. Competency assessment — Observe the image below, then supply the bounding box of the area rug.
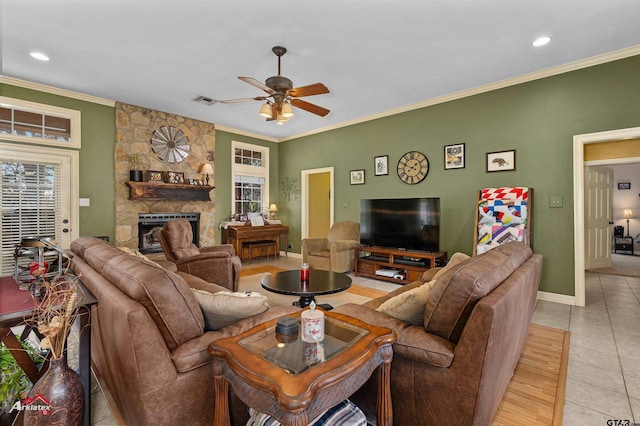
[493,324,570,426]
[586,253,640,278]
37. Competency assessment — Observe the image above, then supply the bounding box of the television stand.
[355,246,447,285]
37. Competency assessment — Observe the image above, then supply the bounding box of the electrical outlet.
[550,195,563,208]
[342,201,349,208]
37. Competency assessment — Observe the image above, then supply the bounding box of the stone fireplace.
[138,213,200,253]
[114,102,216,249]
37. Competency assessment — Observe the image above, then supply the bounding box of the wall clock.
[397,151,429,184]
[150,125,190,163]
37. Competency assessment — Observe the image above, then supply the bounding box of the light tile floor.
[532,272,640,424]
[73,256,640,425]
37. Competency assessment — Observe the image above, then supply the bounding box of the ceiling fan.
[217,46,330,124]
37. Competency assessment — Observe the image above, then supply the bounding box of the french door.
[0,143,78,275]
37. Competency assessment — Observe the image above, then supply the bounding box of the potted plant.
[129,153,143,182]
[0,338,44,422]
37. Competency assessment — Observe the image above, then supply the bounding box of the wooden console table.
[221,224,289,262]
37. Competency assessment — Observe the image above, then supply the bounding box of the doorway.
[0,142,79,275]
[573,126,640,307]
[301,167,334,240]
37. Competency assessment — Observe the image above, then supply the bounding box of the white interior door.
[585,166,613,269]
[0,143,79,275]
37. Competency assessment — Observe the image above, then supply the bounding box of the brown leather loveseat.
[66,237,297,425]
[334,241,542,425]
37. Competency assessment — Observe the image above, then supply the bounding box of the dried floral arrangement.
[25,274,83,360]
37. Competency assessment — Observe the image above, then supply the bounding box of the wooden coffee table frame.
[208,310,395,426]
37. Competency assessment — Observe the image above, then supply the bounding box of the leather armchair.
[302,221,360,273]
[157,219,241,291]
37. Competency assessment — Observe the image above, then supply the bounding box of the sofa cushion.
[192,289,269,330]
[102,255,205,350]
[75,238,127,273]
[376,252,470,325]
[424,242,532,343]
[376,281,436,324]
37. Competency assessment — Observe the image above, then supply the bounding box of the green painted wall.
[213,130,279,243]
[278,55,640,296]
[1,83,116,242]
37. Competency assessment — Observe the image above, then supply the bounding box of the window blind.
[1,161,61,274]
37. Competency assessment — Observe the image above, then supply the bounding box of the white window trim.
[231,141,270,214]
[0,96,82,149]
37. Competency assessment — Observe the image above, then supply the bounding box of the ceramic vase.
[24,356,84,426]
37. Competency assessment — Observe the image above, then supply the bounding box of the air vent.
[192,96,217,105]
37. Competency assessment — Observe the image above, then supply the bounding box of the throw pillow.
[376,280,436,325]
[191,289,269,330]
[376,252,470,324]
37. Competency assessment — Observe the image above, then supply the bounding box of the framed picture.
[165,171,185,184]
[444,143,465,169]
[189,178,203,185]
[486,149,516,172]
[147,170,163,182]
[350,169,365,185]
[374,155,389,176]
[618,182,631,190]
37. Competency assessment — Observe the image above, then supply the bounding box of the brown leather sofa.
[66,237,297,426]
[333,241,542,425]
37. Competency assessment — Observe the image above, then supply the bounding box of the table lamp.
[199,163,213,185]
[623,209,633,236]
[269,203,278,220]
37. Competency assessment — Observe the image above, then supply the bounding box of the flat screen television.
[360,197,440,252]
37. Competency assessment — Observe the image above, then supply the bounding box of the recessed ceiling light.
[29,52,50,61]
[532,36,551,47]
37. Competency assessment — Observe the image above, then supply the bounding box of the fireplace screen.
[138,213,200,254]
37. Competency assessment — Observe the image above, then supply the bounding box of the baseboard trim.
[537,291,576,306]
[282,251,302,259]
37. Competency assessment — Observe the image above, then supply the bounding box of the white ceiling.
[3,0,640,140]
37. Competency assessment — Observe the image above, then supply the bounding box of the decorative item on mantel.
[129,153,143,182]
[199,163,213,185]
[23,258,85,426]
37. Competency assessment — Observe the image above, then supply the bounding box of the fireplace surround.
[138,213,200,254]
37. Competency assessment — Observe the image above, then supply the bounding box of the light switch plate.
[79,198,90,207]
[550,195,563,208]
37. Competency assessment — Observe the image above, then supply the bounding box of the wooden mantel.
[126,181,214,201]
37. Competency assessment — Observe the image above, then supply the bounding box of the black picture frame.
[486,149,516,172]
[350,169,365,185]
[374,155,389,176]
[444,143,465,169]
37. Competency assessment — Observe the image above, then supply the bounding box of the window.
[231,141,269,216]
[0,97,81,149]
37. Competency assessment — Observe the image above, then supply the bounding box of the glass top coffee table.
[208,310,395,426]
[261,269,352,309]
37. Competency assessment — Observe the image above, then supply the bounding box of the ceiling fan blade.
[288,83,329,98]
[217,96,268,104]
[238,76,275,94]
[291,99,330,117]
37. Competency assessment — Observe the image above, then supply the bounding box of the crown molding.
[215,125,279,142]
[4,43,640,143]
[279,44,640,142]
[0,75,115,107]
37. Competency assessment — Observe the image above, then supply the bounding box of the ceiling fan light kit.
[217,46,330,124]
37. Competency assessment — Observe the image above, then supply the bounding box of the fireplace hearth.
[138,213,200,254]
